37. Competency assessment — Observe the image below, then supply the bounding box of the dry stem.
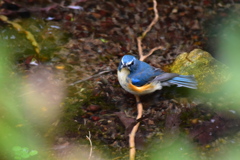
[86,131,93,160]
[69,69,113,86]
[137,0,162,61]
[129,95,143,160]
[129,0,160,160]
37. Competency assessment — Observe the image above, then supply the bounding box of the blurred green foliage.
[0,42,42,159]
[219,19,240,103]
[150,137,197,160]
[12,146,38,160]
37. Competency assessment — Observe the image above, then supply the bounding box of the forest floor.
[1,0,240,159]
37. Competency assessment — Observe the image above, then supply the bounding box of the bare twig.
[86,131,93,160]
[69,69,113,86]
[129,95,143,160]
[129,0,160,160]
[137,0,162,61]
[141,0,159,38]
[140,45,164,61]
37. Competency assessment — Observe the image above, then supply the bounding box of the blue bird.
[117,55,197,95]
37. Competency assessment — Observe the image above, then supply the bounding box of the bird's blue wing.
[129,65,161,87]
[166,75,197,89]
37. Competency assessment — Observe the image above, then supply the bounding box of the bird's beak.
[119,63,128,71]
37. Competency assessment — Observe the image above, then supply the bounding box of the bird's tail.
[166,75,197,89]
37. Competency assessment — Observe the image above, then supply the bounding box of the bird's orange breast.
[128,81,155,93]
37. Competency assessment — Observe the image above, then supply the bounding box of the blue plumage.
[165,75,197,89]
[117,55,197,95]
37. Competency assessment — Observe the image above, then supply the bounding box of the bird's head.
[118,55,138,71]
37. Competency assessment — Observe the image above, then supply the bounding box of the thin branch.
[69,69,113,86]
[141,0,159,38]
[86,131,93,160]
[139,46,164,61]
[137,35,144,59]
[137,0,163,61]
[129,95,143,160]
[129,0,160,160]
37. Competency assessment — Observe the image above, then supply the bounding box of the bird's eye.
[127,60,134,66]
